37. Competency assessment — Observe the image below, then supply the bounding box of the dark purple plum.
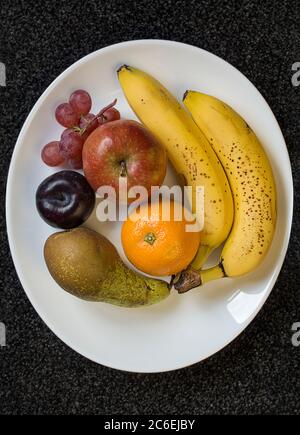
[36,171,95,229]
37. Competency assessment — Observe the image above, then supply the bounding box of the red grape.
[41,141,65,167]
[69,90,92,116]
[102,107,121,123]
[60,129,84,159]
[68,155,83,170]
[55,103,80,128]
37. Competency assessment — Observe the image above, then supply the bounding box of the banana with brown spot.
[174,92,277,292]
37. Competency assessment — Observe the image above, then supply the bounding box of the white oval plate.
[6,40,293,373]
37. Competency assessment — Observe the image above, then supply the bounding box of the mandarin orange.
[121,201,201,276]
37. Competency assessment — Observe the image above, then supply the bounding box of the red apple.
[82,120,167,202]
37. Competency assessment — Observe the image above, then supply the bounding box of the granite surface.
[0,0,299,415]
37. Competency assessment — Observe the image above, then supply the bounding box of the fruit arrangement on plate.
[36,66,277,308]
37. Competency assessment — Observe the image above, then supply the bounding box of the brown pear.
[44,228,170,307]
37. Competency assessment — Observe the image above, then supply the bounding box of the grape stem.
[79,99,118,136]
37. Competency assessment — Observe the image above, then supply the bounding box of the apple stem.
[119,160,127,177]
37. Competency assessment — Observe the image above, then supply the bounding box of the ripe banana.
[174,91,277,292]
[118,66,234,268]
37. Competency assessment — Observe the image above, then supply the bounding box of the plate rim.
[6,39,294,373]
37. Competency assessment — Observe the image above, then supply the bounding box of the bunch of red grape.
[41,90,121,169]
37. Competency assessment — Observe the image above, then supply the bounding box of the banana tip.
[117,64,132,75]
[183,90,190,102]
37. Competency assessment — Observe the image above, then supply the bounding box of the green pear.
[44,228,170,307]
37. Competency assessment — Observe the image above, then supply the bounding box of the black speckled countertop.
[0,0,299,415]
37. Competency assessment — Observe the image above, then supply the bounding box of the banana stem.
[200,264,226,284]
[191,245,213,269]
[174,264,226,293]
